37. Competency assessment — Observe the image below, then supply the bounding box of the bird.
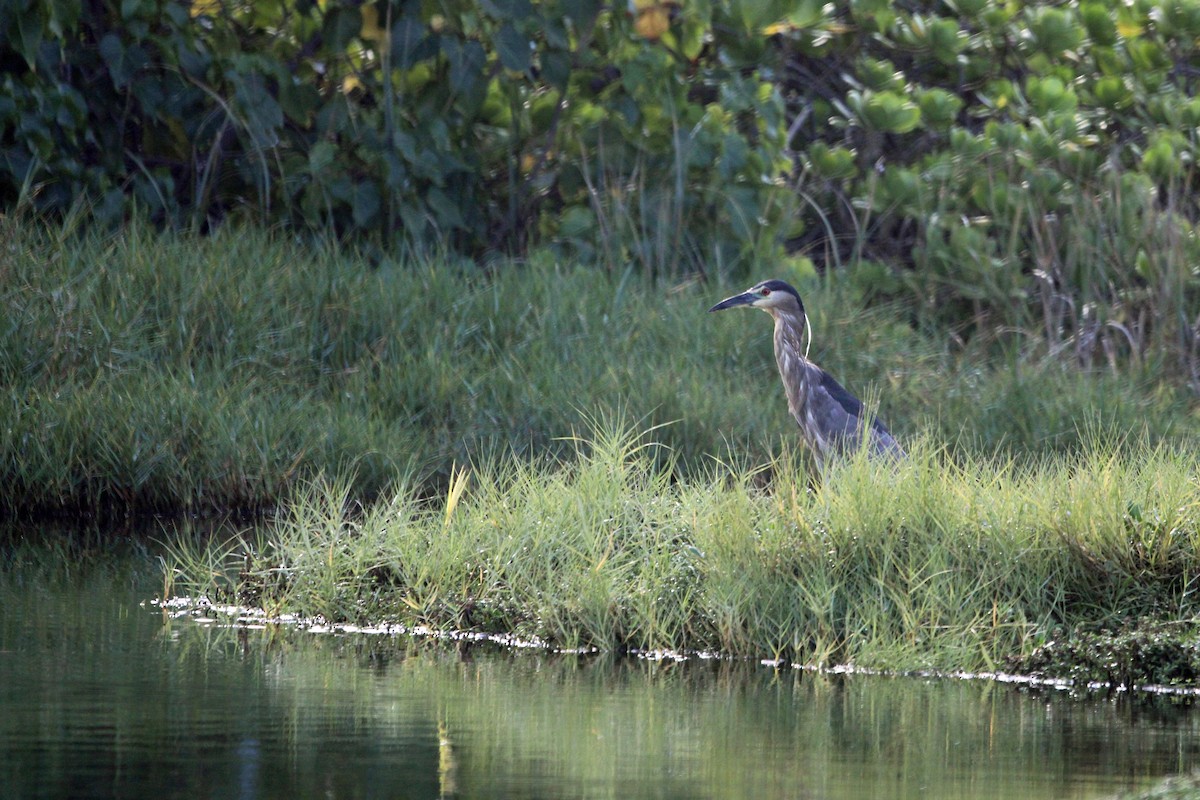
[708,279,904,464]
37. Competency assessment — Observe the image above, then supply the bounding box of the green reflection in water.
[1,543,1198,799]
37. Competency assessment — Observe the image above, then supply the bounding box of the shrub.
[0,0,790,274]
[777,1,1200,374]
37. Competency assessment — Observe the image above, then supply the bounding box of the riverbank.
[163,418,1200,679]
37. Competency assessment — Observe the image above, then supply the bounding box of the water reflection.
[1,545,1197,799]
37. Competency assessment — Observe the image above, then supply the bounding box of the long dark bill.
[707,291,756,313]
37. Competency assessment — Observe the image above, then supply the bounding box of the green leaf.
[857,58,902,92]
[807,142,857,180]
[279,78,320,124]
[927,17,966,64]
[445,38,487,94]
[763,0,828,31]
[1141,135,1183,181]
[14,11,45,68]
[1026,7,1083,54]
[99,34,132,89]
[560,0,602,27]
[1079,3,1117,46]
[495,23,531,73]
[392,130,417,164]
[427,187,466,230]
[719,133,748,180]
[232,73,283,147]
[880,166,919,208]
[540,14,571,49]
[851,90,922,134]
[1091,76,1131,109]
[45,0,82,37]
[481,0,534,20]
[723,185,762,240]
[541,51,571,90]
[322,6,362,51]
[316,96,351,136]
[120,0,145,20]
[1026,76,1076,115]
[350,180,380,228]
[950,128,987,159]
[1127,38,1170,73]
[308,142,336,179]
[163,2,188,27]
[558,205,596,238]
[917,88,962,130]
[1090,45,1125,76]
[391,17,436,68]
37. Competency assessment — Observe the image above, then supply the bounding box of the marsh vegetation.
[8,2,1200,794]
[162,417,1200,678]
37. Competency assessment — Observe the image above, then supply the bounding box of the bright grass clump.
[165,418,1200,674]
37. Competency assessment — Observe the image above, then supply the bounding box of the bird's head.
[708,279,805,318]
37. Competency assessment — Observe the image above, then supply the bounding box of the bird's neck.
[771,309,811,417]
[771,310,807,359]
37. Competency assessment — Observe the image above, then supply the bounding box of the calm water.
[2,540,1199,799]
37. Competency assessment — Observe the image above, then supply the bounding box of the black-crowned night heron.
[709,279,904,463]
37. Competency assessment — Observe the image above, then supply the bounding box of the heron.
[708,279,904,464]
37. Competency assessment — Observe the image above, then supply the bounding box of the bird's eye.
[759,288,771,296]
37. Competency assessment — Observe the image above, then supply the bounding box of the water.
[2,542,1198,799]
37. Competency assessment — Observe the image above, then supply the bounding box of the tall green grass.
[1,216,1195,517]
[166,418,1200,672]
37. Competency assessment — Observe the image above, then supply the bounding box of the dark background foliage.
[0,0,787,270]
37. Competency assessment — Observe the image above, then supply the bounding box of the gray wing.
[809,367,904,456]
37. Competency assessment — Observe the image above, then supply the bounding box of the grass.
[2,215,1195,517]
[6,215,1200,672]
[165,416,1200,674]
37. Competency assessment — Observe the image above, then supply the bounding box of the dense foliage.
[0,0,789,272]
[780,0,1200,373]
[3,1,1200,378]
